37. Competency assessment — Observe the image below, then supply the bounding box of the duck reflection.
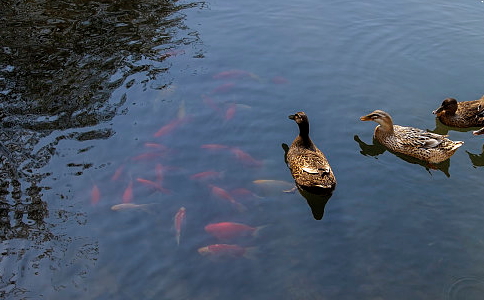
[353,135,451,177]
[466,145,484,168]
[282,143,333,220]
[428,117,477,136]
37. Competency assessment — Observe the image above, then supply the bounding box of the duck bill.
[288,114,296,120]
[432,106,444,115]
[473,127,484,136]
[359,115,372,121]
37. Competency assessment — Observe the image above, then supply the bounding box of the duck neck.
[298,123,314,148]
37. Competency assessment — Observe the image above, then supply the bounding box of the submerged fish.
[252,179,296,196]
[111,165,125,181]
[204,222,265,240]
[136,178,170,194]
[209,185,247,212]
[213,69,259,80]
[189,170,224,181]
[198,244,257,259]
[122,180,134,203]
[111,203,155,211]
[230,147,263,167]
[174,207,186,246]
[225,103,237,120]
[90,184,100,206]
[153,118,184,138]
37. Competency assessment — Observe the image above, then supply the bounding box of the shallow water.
[2,0,484,299]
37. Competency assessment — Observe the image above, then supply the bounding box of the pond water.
[2,0,484,299]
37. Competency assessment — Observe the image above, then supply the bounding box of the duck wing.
[395,126,446,149]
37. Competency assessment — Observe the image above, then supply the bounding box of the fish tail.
[176,234,180,246]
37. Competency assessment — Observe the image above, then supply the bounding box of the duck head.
[289,112,310,136]
[360,110,394,130]
[433,98,458,115]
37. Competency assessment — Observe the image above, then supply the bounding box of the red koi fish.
[204,222,265,240]
[122,180,133,203]
[190,170,223,181]
[230,147,263,167]
[174,207,186,245]
[209,185,247,212]
[111,165,125,181]
[211,82,235,94]
[230,188,261,199]
[153,118,183,137]
[136,178,170,194]
[272,76,289,84]
[90,184,100,205]
[225,103,236,120]
[201,144,230,150]
[213,70,250,79]
[198,244,257,259]
[144,143,168,151]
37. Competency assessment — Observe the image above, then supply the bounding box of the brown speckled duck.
[432,96,484,127]
[287,112,336,194]
[360,110,464,164]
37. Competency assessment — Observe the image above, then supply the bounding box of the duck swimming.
[360,110,464,164]
[432,96,484,128]
[286,112,336,194]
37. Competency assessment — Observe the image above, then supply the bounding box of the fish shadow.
[282,143,333,220]
[353,135,451,177]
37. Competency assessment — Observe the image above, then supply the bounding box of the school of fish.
[87,68,291,259]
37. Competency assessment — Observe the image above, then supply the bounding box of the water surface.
[2,0,484,299]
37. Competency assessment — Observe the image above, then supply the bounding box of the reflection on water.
[466,144,484,168]
[0,0,202,298]
[354,134,451,177]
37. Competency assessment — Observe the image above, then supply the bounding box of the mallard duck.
[287,112,336,194]
[360,110,464,164]
[432,96,484,127]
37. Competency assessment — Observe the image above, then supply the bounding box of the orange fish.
[174,207,186,245]
[189,170,223,181]
[111,165,125,181]
[144,143,168,151]
[136,178,170,194]
[230,147,263,167]
[213,69,252,79]
[272,76,289,84]
[225,103,236,120]
[90,184,100,205]
[209,185,247,212]
[204,222,264,240]
[198,244,256,259]
[122,180,133,203]
[201,144,230,150]
[153,118,184,137]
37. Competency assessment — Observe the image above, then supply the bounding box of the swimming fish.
[213,69,258,80]
[122,180,133,203]
[211,82,235,94]
[225,103,236,120]
[111,165,125,181]
[189,170,224,181]
[252,179,296,195]
[90,184,100,205]
[230,147,263,167]
[209,185,247,212]
[204,222,265,240]
[153,118,184,138]
[136,178,170,194]
[174,207,186,245]
[201,144,230,150]
[111,203,155,211]
[198,244,257,259]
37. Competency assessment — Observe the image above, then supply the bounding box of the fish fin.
[243,247,259,260]
[283,186,297,194]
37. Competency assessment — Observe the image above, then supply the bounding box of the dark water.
[2,0,484,299]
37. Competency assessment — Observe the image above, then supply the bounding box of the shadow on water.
[0,0,202,298]
[281,143,333,220]
[353,135,451,177]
